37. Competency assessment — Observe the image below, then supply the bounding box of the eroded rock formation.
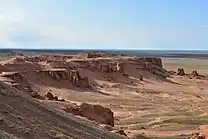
[45,92,65,101]
[190,133,205,139]
[191,70,199,77]
[189,125,208,139]
[141,61,169,78]
[97,61,125,73]
[24,55,73,63]
[38,69,89,87]
[75,52,116,59]
[63,101,126,137]
[116,62,124,73]
[64,103,114,127]
[144,62,153,72]
[144,57,163,68]
[1,72,23,81]
[0,68,90,97]
[177,68,185,76]
[0,72,33,93]
[136,57,163,68]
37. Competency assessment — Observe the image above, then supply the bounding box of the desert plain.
[0,50,208,139]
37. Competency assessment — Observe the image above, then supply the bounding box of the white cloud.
[0,0,207,50]
[0,1,26,46]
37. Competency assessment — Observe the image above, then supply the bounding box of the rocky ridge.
[0,52,171,138]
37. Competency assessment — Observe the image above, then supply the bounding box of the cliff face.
[23,55,73,62]
[1,72,33,93]
[1,69,90,89]
[0,53,168,95]
[144,57,163,68]
[96,61,125,73]
[135,57,163,68]
[75,52,116,59]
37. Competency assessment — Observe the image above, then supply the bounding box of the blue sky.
[0,0,208,50]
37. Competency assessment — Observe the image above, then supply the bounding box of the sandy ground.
[1,54,208,139]
[44,75,208,138]
[43,60,208,138]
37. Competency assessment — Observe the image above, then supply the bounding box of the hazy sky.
[0,0,208,50]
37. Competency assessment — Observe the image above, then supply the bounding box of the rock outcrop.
[1,72,24,81]
[189,125,208,139]
[97,61,125,73]
[37,69,89,87]
[64,103,114,127]
[0,69,90,96]
[24,55,73,63]
[76,52,116,59]
[0,72,33,93]
[143,62,153,72]
[45,92,65,101]
[116,62,125,73]
[177,68,185,76]
[142,61,169,78]
[184,70,206,80]
[143,57,163,68]
[190,133,204,139]
[1,57,42,72]
[134,57,163,68]
[191,70,199,76]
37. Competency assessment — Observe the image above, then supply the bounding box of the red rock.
[64,103,114,127]
[139,75,143,81]
[143,57,163,68]
[177,68,185,76]
[190,125,208,139]
[54,96,58,101]
[45,92,54,100]
[76,52,116,59]
[79,103,114,126]
[192,70,199,76]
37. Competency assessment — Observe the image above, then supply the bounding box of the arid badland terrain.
[1,51,208,139]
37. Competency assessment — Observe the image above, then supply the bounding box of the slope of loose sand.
[0,83,126,139]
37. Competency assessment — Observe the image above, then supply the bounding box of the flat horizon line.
[0,48,208,52]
